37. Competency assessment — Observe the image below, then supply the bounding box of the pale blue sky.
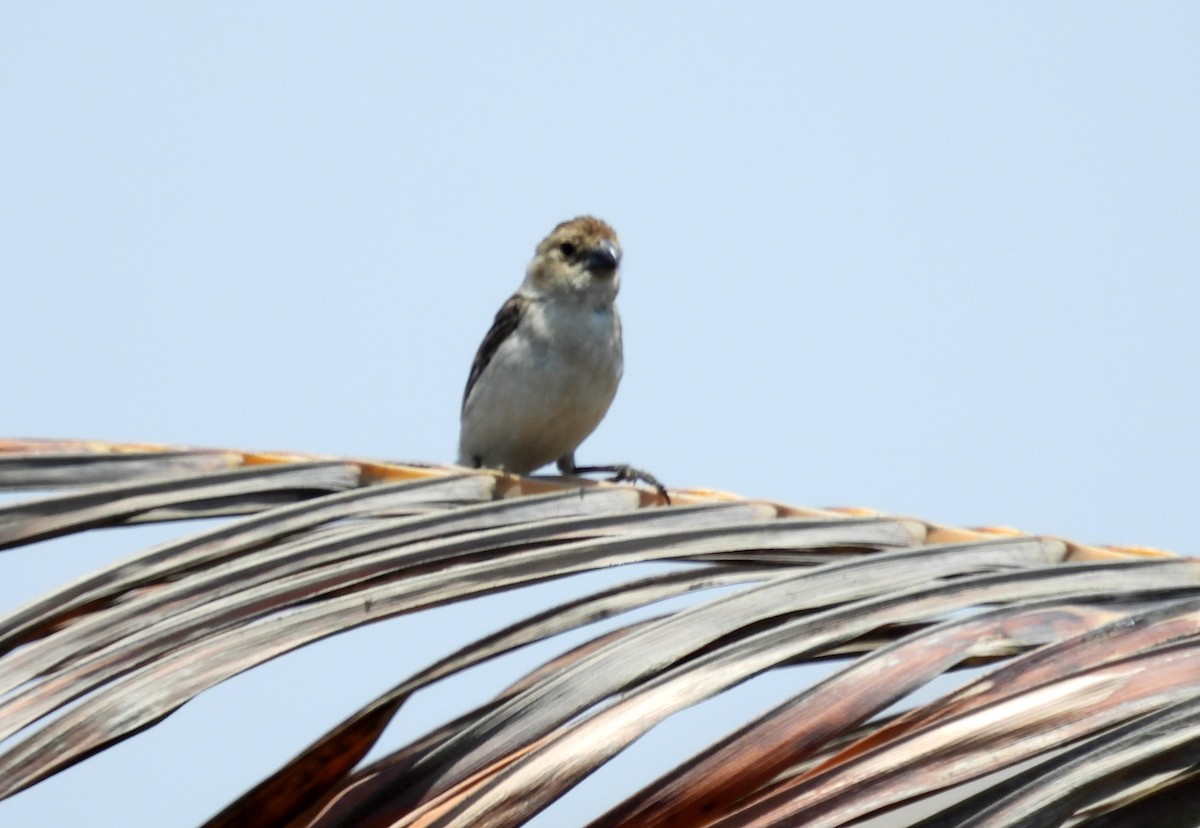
[2,4,1198,826]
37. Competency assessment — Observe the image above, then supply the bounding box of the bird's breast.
[460,301,621,471]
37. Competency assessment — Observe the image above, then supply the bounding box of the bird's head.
[524,216,622,303]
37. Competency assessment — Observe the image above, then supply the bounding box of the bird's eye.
[558,242,576,257]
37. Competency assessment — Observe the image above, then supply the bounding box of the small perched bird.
[458,216,666,498]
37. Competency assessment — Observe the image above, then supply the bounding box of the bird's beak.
[586,240,621,275]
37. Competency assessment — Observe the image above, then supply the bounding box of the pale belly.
[459,307,622,474]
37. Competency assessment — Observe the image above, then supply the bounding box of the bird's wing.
[462,293,527,413]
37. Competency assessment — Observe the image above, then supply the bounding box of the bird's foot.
[566,463,671,504]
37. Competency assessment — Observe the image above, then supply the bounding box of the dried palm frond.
[0,437,1193,828]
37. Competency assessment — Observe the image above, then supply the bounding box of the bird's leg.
[557,454,670,504]
[555,454,577,476]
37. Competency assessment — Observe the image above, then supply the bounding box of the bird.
[457,216,667,500]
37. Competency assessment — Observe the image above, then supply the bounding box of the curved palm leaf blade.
[0,437,1195,828]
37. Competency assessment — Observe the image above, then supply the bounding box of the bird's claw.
[568,463,671,505]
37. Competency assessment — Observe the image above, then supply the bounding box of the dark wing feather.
[462,294,526,413]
